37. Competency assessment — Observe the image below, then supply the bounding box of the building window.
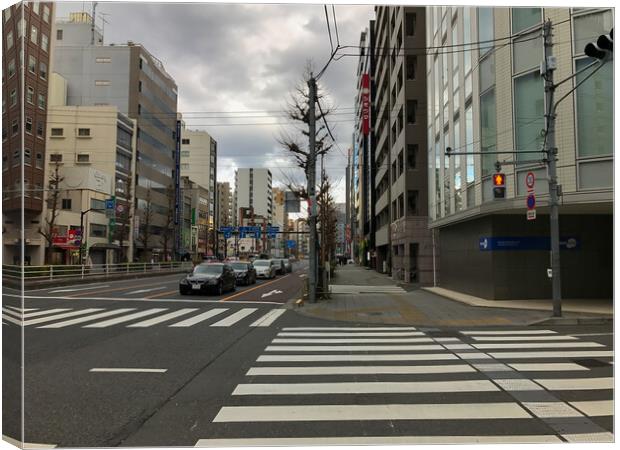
[407,144,418,169]
[181,150,190,157]
[407,190,419,215]
[407,100,418,124]
[3,7,11,22]
[50,154,62,162]
[513,32,542,74]
[56,29,63,40]
[51,128,64,137]
[11,119,18,135]
[37,121,44,138]
[95,56,111,63]
[182,138,190,145]
[511,8,541,33]
[2,154,7,171]
[95,80,110,86]
[90,224,107,238]
[24,149,31,166]
[7,59,15,78]
[91,198,106,210]
[398,150,404,176]
[6,30,13,49]
[30,25,38,44]
[138,104,141,115]
[77,128,91,137]
[405,12,416,36]
[38,93,46,109]
[2,127,6,142]
[28,55,36,74]
[576,57,612,158]
[480,54,495,92]
[34,183,42,199]
[36,152,43,168]
[574,10,613,57]
[138,80,142,92]
[43,5,50,23]
[477,8,494,56]
[41,34,49,52]
[62,199,73,210]
[76,154,90,163]
[25,117,33,134]
[12,150,20,167]
[39,62,47,80]
[514,71,544,162]
[406,55,417,80]
[26,86,34,104]
[17,17,24,38]
[10,89,17,106]
[480,89,496,176]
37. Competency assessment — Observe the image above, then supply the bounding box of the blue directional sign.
[286,240,297,249]
[220,226,234,240]
[479,236,580,251]
[267,226,279,239]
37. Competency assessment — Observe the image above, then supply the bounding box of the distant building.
[234,168,273,224]
[217,182,232,228]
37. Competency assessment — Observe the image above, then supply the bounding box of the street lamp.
[79,208,105,264]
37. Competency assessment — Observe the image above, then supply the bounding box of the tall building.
[2,2,54,264]
[52,12,178,261]
[216,181,232,228]
[426,7,613,299]
[234,168,273,224]
[371,5,432,283]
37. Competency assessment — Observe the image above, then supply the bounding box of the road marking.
[220,275,291,302]
[260,289,283,298]
[22,308,73,318]
[232,379,499,395]
[127,308,199,327]
[569,333,614,337]
[281,327,418,331]
[473,342,604,349]
[490,351,613,359]
[1,307,23,318]
[277,331,426,337]
[250,309,286,327]
[265,344,444,352]
[22,309,104,326]
[508,363,590,372]
[38,309,136,328]
[50,285,110,293]
[494,379,544,391]
[2,314,22,326]
[210,308,257,327]
[126,287,167,295]
[461,330,557,335]
[66,281,169,297]
[568,400,614,417]
[298,274,307,278]
[168,308,228,327]
[246,364,477,376]
[89,368,167,373]
[195,435,562,446]
[213,403,532,422]
[19,294,282,306]
[521,402,583,418]
[471,335,579,341]
[534,377,613,391]
[2,434,57,448]
[271,337,435,344]
[257,353,458,362]
[5,306,38,312]
[562,432,614,443]
[83,308,168,328]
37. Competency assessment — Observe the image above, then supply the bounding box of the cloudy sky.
[56,0,376,202]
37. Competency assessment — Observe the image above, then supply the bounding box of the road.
[2,266,614,446]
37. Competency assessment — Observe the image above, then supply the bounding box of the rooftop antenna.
[99,12,110,44]
[91,2,98,45]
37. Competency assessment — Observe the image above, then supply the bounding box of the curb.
[527,316,614,326]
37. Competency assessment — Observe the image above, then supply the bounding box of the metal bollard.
[81,265,85,279]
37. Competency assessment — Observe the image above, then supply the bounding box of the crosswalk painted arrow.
[261,290,283,299]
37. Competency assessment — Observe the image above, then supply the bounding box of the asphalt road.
[1,265,614,447]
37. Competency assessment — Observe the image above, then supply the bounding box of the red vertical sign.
[361,74,370,136]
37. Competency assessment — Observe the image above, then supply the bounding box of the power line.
[323,5,334,53]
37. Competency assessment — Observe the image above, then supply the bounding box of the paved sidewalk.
[295,265,612,327]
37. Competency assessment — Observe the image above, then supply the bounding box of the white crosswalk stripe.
[201,325,613,445]
[250,309,286,327]
[210,308,257,327]
[127,308,199,327]
[38,309,137,328]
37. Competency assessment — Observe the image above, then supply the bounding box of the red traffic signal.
[493,173,506,187]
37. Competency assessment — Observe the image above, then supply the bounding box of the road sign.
[105,197,116,218]
[526,194,536,210]
[116,203,125,214]
[526,171,536,190]
[527,209,537,221]
[267,226,279,239]
[287,240,297,249]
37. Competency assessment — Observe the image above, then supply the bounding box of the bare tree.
[160,184,175,261]
[38,162,64,265]
[318,174,338,267]
[137,189,154,262]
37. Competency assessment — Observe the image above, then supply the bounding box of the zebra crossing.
[1,305,286,329]
[196,326,613,446]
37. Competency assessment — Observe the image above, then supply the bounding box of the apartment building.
[217,182,232,228]
[372,5,432,284]
[234,168,273,224]
[2,2,54,264]
[426,7,613,299]
[52,13,178,261]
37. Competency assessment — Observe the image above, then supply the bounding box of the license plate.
[192,284,201,290]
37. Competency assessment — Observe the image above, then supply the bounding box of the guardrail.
[2,261,194,282]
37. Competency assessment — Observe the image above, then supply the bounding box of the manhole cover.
[572,358,611,368]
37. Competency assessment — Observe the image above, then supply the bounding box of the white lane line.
[256,353,458,362]
[2,434,56,448]
[127,308,199,327]
[195,435,562,446]
[2,314,22,326]
[89,368,168,373]
[232,379,499,395]
[38,309,136,328]
[126,287,167,295]
[281,327,418,331]
[169,308,228,327]
[568,400,614,417]
[246,364,477,376]
[491,351,613,359]
[473,342,604,349]
[23,309,104,327]
[83,308,168,328]
[534,377,614,391]
[250,309,286,327]
[49,285,110,293]
[2,308,23,318]
[265,344,444,352]
[210,308,257,327]
[23,309,74,318]
[460,330,557,335]
[508,363,590,372]
[569,333,614,337]
[471,335,579,341]
[6,306,38,312]
[271,337,435,344]
[562,432,614,443]
[213,403,532,422]
[277,331,426,337]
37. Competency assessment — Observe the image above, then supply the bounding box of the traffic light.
[493,173,506,199]
[584,28,613,59]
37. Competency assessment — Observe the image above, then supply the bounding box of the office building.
[234,168,273,224]
[217,182,232,228]
[426,7,613,299]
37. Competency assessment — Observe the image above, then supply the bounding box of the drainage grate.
[572,358,611,369]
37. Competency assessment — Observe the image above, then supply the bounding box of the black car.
[230,261,257,286]
[179,263,236,295]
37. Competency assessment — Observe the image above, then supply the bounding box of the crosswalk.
[196,326,614,446]
[1,305,286,329]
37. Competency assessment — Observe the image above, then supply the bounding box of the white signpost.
[526,171,536,221]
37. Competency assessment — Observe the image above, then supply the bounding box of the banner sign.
[479,236,580,251]
[361,73,370,136]
[174,120,181,254]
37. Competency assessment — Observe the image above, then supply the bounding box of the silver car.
[254,259,276,279]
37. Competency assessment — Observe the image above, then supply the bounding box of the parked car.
[230,261,256,286]
[280,258,293,273]
[273,258,286,275]
[254,259,277,279]
[179,263,236,295]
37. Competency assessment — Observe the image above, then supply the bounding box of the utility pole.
[91,2,98,45]
[307,76,318,303]
[542,19,562,317]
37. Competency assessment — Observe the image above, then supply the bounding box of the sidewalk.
[295,265,613,327]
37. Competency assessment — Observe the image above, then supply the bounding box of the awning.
[90,243,121,250]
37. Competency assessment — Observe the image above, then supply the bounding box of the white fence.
[3,261,194,282]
